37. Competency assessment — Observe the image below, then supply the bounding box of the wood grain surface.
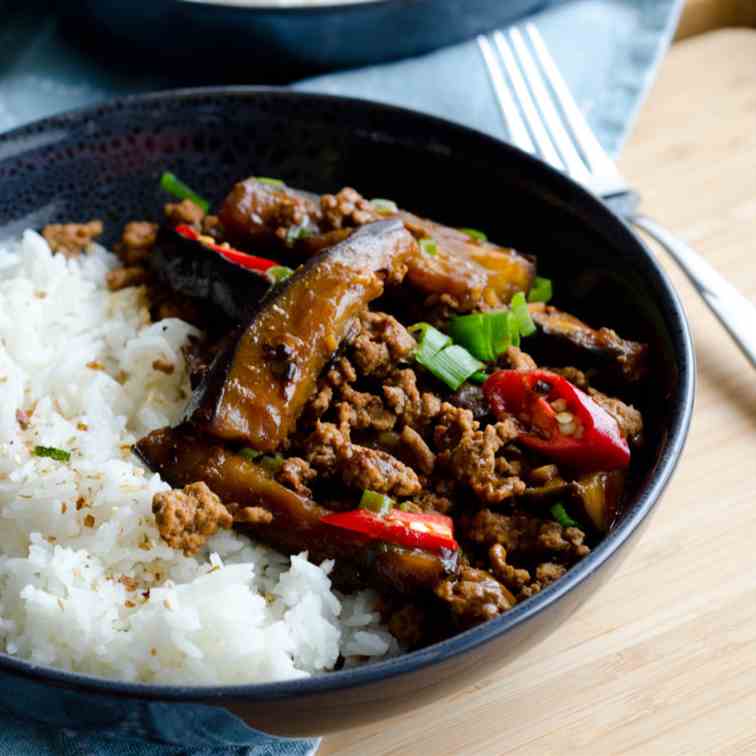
[321,23,756,756]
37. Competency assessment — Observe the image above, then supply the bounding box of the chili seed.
[556,412,574,424]
[551,399,567,412]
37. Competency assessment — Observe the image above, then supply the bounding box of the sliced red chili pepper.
[483,369,630,472]
[175,224,277,272]
[320,508,458,552]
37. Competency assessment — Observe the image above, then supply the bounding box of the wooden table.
[322,12,756,756]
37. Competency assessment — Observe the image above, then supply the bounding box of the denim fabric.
[0,0,681,753]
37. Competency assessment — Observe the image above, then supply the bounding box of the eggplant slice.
[135,426,456,595]
[218,177,535,309]
[147,226,272,323]
[185,219,418,450]
[528,302,647,383]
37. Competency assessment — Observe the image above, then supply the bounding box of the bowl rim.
[0,85,695,703]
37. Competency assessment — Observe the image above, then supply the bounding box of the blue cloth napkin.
[0,0,681,753]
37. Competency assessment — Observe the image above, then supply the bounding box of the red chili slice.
[483,369,630,472]
[175,224,277,272]
[320,509,458,552]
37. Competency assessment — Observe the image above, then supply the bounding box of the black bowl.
[63,0,556,80]
[0,88,694,744]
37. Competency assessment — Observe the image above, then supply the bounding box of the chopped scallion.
[267,265,294,283]
[370,198,398,214]
[510,291,536,337]
[33,445,71,463]
[528,276,553,304]
[360,490,394,515]
[469,370,488,384]
[421,344,484,391]
[260,454,285,474]
[285,224,312,246]
[256,177,285,187]
[459,227,487,243]
[409,322,451,363]
[419,238,438,256]
[159,172,209,213]
[448,310,515,362]
[239,447,262,462]
[550,502,581,529]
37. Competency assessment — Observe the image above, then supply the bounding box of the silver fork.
[479,24,756,369]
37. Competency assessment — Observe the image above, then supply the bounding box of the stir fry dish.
[56,173,647,649]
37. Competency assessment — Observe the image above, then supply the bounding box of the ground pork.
[435,567,514,626]
[351,311,417,377]
[383,369,442,430]
[434,404,523,505]
[337,384,396,433]
[341,445,421,497]
[467,509,590,561]
[276,457,317,497]
[320,187,379,230]
[588,387,644,441]
[399,426,435,475]
[152,482,233,556]
[505,346,538,371]
[406,490,452,514]
[235,506,274,525]
[488,543,531,592]
[164,199,205,226]
[117,221,158,265]
[304,421,420,496]
[42,220,103,257]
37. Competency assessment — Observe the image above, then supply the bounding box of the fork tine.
[477,35,536,155]
[524,23,619,177]
[492,30,564,169]
[507,27,592,183]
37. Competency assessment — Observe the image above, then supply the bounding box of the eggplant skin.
[528,303,648,383]
[219,177,321,253]
[400,213,536,308]
[147,226,271,323]
[135,426,455,595]
[185,219,418,451]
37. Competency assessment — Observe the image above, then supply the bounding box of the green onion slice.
[419,238,438,256]
[421,344,484,391]
[239,447,262,462]
[260,454,285,474]
[409,322,451,362]
[360,490,394,515]
[528,276,553,304]
[510,291,536,337]
[33,445,71,463]
[285,225,312,247]
[448,310,516,362]
[469,370,488,385]
[370,198,399,214]
[256,177,286,188]
[267,266,294,283]
[459,227,487,243]
[159,172,209,213]
[550,502,581,529]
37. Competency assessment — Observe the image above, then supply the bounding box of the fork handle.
[632,214,756,369]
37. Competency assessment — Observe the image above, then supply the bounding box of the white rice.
[0,230,396,684]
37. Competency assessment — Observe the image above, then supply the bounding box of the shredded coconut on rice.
[0,230,396,684]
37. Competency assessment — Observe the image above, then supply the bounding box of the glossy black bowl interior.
[63,0,555,79]
[0,89,694,742]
